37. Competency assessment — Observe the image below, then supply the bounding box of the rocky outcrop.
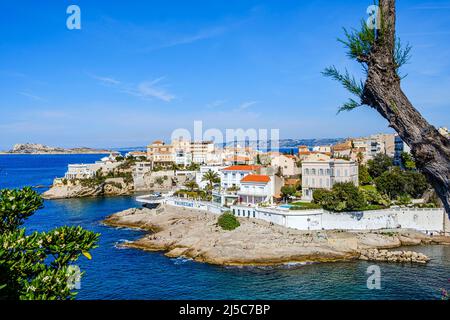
[2,143,111,154]
[42,178,133,199]
[103,206,450,267]
[359,249,430,264]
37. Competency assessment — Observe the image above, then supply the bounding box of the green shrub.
[218,212,240,231]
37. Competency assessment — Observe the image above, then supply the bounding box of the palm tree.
[201,170,220,194]
[184,180,199,192]
[170,162,179,175]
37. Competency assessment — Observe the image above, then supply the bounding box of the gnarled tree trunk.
[361,0,450,215]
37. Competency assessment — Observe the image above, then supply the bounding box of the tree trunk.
[361,0,450,215]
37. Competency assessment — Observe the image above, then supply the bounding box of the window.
[312,169,316,175]
[319,169,324,176]
[304,168,310,175]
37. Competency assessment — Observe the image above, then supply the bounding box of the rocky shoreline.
[103,205,450,267]
[42,178,134,199]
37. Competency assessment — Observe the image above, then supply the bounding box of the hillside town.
[44,129,449,228]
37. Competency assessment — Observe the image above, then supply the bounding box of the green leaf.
[82,251,92,260]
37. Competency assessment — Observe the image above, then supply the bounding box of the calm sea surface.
[0,154,449,300]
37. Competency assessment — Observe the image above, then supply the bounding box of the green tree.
[360,187,391,207]
[184,180,199,192]
[356,151,364,164]
[187,163,200,171]
[313,183,367,212]
[358,165,373,186]
[401,152,416,171]
[217,212,240,231]
[0,188,99,300]
[375,167,428,199]
[322,0,450,215]
[256,154,262,165]
[155,177,165,186]
[280,186,296,201]
[367,154,393,178]
[170,163,179,175]
[201,170,220,194]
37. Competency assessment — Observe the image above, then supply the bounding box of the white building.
[270,154,300,176]
[64,164,99,179]
[191,141,215,164]
[353,133,396,161]
[312,146,332,153]
[195,165,225,189]
[238,175,275,205]
[220,165,261,190]
[302,157,359,201]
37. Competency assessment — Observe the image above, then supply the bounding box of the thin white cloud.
[158,26,228,49]
[206,100,227,108]
[135,81,175,102]
[89,74,121,85]
[90,73,175,102]
[238,101,259,110]
[18,92,46,102]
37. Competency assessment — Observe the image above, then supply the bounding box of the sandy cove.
[103,205,450,267]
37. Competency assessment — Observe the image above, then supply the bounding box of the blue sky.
[1,0,450,149]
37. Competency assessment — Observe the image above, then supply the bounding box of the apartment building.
[301,157,359,201]
[220,165,261,190]
[191,141,215,164]
[146,140,174,167]
[394,135,411,167]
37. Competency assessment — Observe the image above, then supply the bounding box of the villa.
[301,155,359,201]
[146,141,175,168]
[238,174,275,205]
[219,165,261,190]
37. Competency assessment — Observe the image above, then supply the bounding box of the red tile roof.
[222,165,261,171]
[241,175,271,183]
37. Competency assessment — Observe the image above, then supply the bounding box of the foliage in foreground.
[217,212,240,231]
[0,187,99,300]
[313,182,368,212]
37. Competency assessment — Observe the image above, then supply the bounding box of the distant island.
[0,143,112,155]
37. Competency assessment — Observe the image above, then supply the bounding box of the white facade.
[238,176,275,205]
[191,141,215,164]
[312,146,332,153]
[220,165,260,190]
[229,206,448,234]
[144,196,449,235]
[65,164,99,179]
[195,165,225,189]
[302,158,359,201]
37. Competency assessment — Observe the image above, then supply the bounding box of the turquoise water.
[1,154,449,300]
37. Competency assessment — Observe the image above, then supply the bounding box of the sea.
[0,154,449,300]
